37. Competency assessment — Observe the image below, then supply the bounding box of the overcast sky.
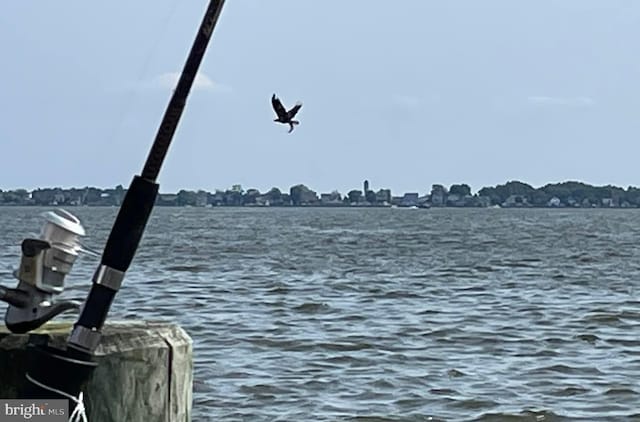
[1,0,639,195]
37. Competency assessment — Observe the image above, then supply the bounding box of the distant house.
[320,191,342,205]
[209,191,225,206]
[390,196,403,206]
[446,193,469,207]
[477,196,491,207]
[32,188,63,205]
[548,197,561,207]
[290,184,318,205]
[566,197,579,207]
[502,195,529,207]
[375,189,391,205]
[347,190,363,204]
[602,198,614,207]
[401,193,419,207]
[417,195,431,208]
[195,190,208,207]
[258,188,285,206]
[430,184,447,207]
[157,194,179,206]
[300,190,318,204]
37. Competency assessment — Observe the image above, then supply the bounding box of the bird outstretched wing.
[287,102,303,119]
[271,94,288,120]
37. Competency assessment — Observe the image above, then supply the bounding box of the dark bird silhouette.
[271,94,302,133]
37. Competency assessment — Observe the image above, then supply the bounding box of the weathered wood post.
[0,321,193,421]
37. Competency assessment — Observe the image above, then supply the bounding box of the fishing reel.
[0,209,87,334]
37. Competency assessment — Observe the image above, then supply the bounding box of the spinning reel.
[0,209,88,333]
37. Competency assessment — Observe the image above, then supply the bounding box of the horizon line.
[0,179,637,196]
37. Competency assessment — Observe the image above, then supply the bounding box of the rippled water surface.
[1,206,640,421]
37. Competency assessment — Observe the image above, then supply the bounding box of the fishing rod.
[20,0,227,410]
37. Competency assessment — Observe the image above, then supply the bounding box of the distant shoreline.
[0,204,635,210]
[0,180,637,208]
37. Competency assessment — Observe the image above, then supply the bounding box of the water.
[1,206,639,421]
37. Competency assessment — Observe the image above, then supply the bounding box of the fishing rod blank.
[69,0,226,357]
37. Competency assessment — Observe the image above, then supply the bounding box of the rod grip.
[102,176,158,272]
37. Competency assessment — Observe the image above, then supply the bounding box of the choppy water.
[1,206,640,421]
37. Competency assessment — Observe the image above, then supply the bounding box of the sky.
[1,0,640,195]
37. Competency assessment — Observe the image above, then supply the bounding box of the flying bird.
[271,94,302,133]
